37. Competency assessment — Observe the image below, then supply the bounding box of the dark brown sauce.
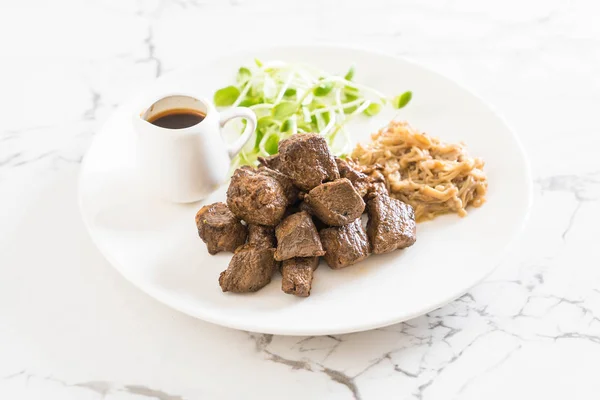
[148,108,206,129]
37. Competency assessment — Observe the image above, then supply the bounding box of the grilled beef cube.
[365,180,388,199]
[258,166,299,204]
[277,133,339,191]
[335,157,371,198]
[303,178,365,226]
[281,257,320,297]
[248,224,276,249]
[248,224,279,273]
[258,154,283,171]
[298,202,327,231]
[361,168,388,199]
[366,194,416,254]
[274,211,325,261]
[195,202,247,255]
[227,167,287,226]
[219,244,276,293]
[319,220,370,269]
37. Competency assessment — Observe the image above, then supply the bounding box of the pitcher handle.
[219,107,257,159]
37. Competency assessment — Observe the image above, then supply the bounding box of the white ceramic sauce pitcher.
[133,94,256,203]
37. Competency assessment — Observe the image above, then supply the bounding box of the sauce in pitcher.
[148,108,206,129]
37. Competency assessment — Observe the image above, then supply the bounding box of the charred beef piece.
[366,193,416,254]
[364,168,388,200]
[248,224,276,249]
[298,201,311,213]
[277,133,339,191]
[281,257,320,297]
[366,181,388,200]
[298,201,327,231]
[274,211,325,261]
[351,164,387,199]
[219,243,276,293]
[227,167,287,226]
[248,224,279,273]
[195,202,247,255]
[335,157,371,198]
[258,166,299,204]
[258,154,283,171]
[319,220,370,269]
[303,178,365,226]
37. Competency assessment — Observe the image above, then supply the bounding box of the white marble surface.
[1,0,600,399]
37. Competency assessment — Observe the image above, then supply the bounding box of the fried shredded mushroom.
[351,121,487,222]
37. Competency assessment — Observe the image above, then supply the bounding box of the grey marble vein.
[248,332,273,352]
[12,150,56,167]
[265,350,312,371]
[123,385,185,400]
[142,26,163,77]
[1,370,26,380]
[321,367,360,400]
[537,172,600,201]
[83,90,101,121]
[0,152,21,166]
[250,332,366,399]
[2,371,185,400]
[562,201,582,241]
[392,365,419,378]
[539,332,600,345]
[456,344,523,396]
[74,381,111,396]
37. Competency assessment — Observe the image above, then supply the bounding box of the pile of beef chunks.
[195,133,416,297]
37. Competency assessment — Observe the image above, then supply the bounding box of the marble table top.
[1,0,599,399]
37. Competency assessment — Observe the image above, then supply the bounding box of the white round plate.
[79,45,532,335]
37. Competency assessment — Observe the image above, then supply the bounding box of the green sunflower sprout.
[213,60,411,167]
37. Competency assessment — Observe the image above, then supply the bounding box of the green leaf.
[281,118,294,132]
[394,91,412,109]
[238,96,262,107]
[344,65,355,81]
[314,81,334,96]
[214,86,240,107]
[254,127,264,149]
[255,58,263,67]
[322,110,331,125]
[343,86,360,102]
[264,134,280,155]
[315,113,325,131]
[255,117,279,148]
[272,101,297,119]
[311,104,332,125]
[248,84,260,98]
[237,67,252,85]
[309,100,325,111]
[306,102,330,125]
[284,88,297,97]
[363,102,382,116]
[297,121,312,132]
[343,104,358,114]
[257,116,278,130]
[310,114,318,128]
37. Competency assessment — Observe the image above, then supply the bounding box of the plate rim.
[78,43,533,335]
